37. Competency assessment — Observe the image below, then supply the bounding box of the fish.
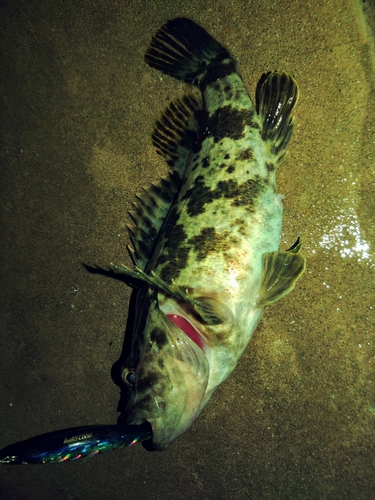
[111,17,306,451]
[0,423,152,464]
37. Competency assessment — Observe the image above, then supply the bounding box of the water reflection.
[320,206,372,264]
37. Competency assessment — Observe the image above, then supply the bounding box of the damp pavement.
[1,1,374,498]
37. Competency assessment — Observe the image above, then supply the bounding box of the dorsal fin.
[127,94,201,269]
[144,18,231,85]
[127,171,181,269]
[152,93,202,176]
[256,71,298,162]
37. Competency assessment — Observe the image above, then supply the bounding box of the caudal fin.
[144,18,233,86]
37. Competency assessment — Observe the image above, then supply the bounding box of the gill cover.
[125,287,209,450]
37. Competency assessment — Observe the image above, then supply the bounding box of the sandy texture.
[1,0,374,498]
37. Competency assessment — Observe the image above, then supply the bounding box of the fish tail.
[144,18,234,87]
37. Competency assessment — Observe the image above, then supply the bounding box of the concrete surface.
[1,0,374,498]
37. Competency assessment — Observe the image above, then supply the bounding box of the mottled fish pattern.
[111,18,306,450]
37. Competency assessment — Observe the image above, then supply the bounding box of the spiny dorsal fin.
[256,238,306,308]
[127,170,181,269]
[152,93,201,176]
[256,71,298,162]
[127,94,201,270]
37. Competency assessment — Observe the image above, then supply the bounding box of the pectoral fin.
[109,263,231,325]
[109,263,190,301]
[256,239,306,308]
[191,296,233,325]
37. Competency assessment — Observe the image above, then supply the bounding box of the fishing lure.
[0,423,152,464]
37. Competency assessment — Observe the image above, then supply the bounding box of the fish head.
[123,287,210,451]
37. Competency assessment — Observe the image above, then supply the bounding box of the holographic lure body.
[0,423,152,464]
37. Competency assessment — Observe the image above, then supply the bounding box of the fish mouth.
[128,314,209,450]
[126,306,210,450]
[166,314,205,351]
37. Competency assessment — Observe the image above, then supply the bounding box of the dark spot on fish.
[183,176,266,216]
[205,106,255,143]
[220,163,226,169]
[188,227,215,260]
[159,223,190,282]
[210,80,221,92]
[266,162,276,172]
[237,149,254,161]
[140,351,154,366]
[231,217,245,227]
[150,327,168,349]
[188,227,238,260]
[221,178,266,210]
[156,206,186,272]
[224,154,231,160]
[183,176,218,216]
[230,218,247,236]
[226,165,235,173]
[202,156,210,168]
[136,371,159,391]
[155,205,190,281]
[211,329,230,345]
[200,59,237,89]
[223,83,234,100]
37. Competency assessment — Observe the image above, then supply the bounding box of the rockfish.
[111,18,305,450]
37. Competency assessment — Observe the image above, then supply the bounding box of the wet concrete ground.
[1,0,374,498]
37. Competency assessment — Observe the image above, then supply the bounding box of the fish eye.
[123,368,136,388]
